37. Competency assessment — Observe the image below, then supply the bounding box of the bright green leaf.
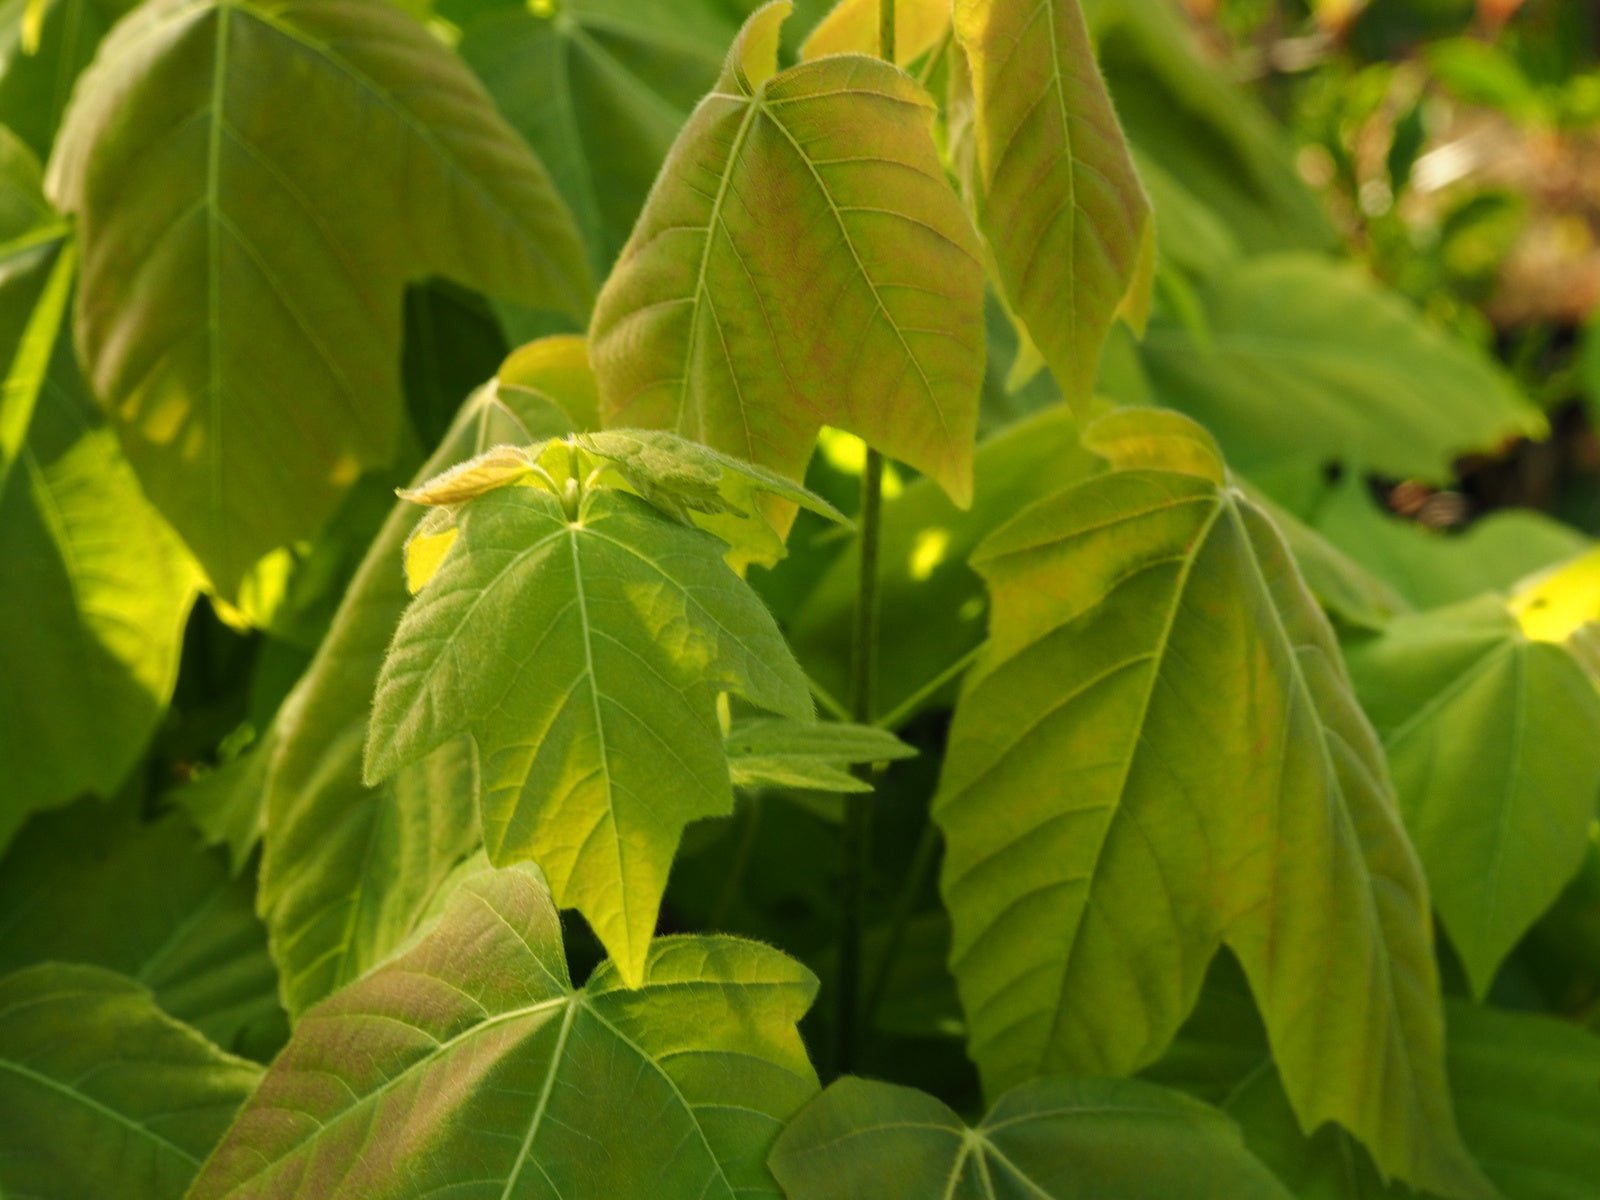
[934,409,1489,1198]
[726,715,915,793]
[366,479,811,984]
[0,802,284,1054]
[191,864,819,1200]
[769,1075,1291,1199]
[0,962,261,1200]
[0,233,197,850]
[258,377,562,1019]
[1346,595,1600,997]
[590,0,986,517]
[953,0,1153,407]
[45,0,593,594]
[402,428,849,571]
[1138,255,1546,484]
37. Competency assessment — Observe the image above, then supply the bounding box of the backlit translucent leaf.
[0,963,261,1200]
[1346,595,1600,997]
[1228,1002,1600,1200]
[258,375,565,1019]
[953,0,1153,406]
[800,0,950,66]
[365,480,811,984]
[46,0,593,593]
[726,715,915,793]
[0,802,284,1054]
[934,409,1489,1198]
[0,231,197,849]
[769,1075,1291,1199]
[191,864,819,1200]
[450,0,740,274]
[590,0,985,516]
[401,427,849,572]
[1138,255,1546,484]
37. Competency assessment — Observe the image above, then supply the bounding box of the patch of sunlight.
[908,527,950,582]
[817,427,903,498]
[1510,547,1600,644]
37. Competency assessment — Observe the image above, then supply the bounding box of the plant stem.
[873,642,984,732]
[830,0,895,1083]
[863,814,938,1027]
[834,448,885,1075]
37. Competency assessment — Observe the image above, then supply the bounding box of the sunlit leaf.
[0,963,261,1200]
[1138,255,1546,484]
[591,0,985,518]
[953,0,1152,407]
[770,1075,1290,1199]
[365,477,811,984]
[191,864,819,1200]
[800,0,950,66]
[934,409,1489,1198]
[0,229,197,849]
[0,802,283,1054]
[1509,546,1600,644]
[46,0,593,593]
[726,715,915,793]
[1347,595,1600,997]
[258,369,576,1019]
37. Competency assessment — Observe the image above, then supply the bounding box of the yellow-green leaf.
[590,0,985,516]
[934,408,1490,1199]
[46,0,593,594]
[364,482,813,984]
[953,0,1152,408]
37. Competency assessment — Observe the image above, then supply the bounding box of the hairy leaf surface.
[192,865,819,1200]
[954,0,1153,406]
[46,0,592,592]
[934,410,1488,1198]
[1347,595,1600,997]
[366,481,811,984]
[259,370,570,1019]
[0,227,197,847]
[0,963,261,1200]
[0,803,282,1054]
[1139,255,1546,484]
[770,1075,1290,1198]
[591,0,985,513]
